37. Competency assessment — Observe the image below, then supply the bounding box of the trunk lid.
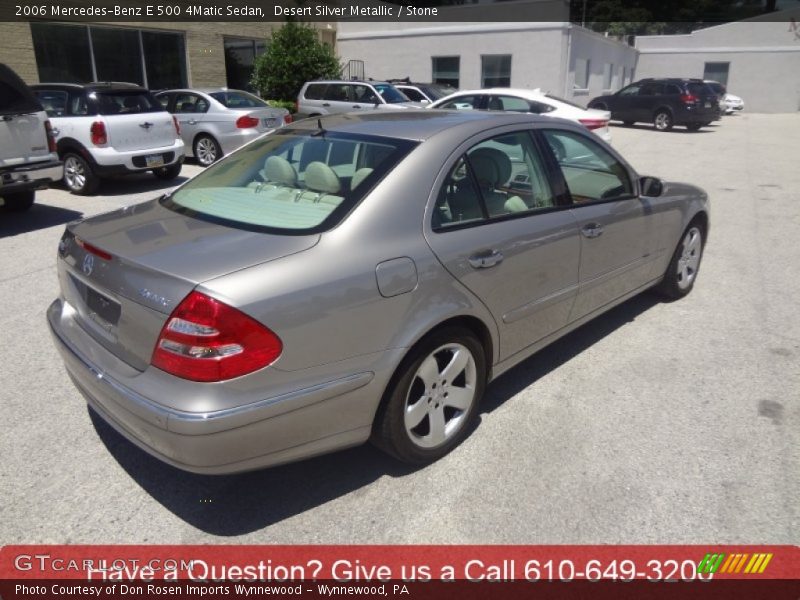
[234,108,290,132]
[104,111,178,152]
[58,199,319,370]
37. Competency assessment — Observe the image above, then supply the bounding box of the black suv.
[588,78,721,131]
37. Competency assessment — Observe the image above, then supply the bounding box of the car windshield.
[373,84,410,104]
[93,91,162,115]
[209,90,268,108]
[163,131,417,234]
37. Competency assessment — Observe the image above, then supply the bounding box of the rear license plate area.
[263,118,278,127]
[86,287,121,326]
[145,154,165,168]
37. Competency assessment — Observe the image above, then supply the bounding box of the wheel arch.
[652,105,674,119]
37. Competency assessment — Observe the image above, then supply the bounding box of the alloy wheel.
[676,226,702,290]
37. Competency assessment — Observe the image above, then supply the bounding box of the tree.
[251,21,341,102]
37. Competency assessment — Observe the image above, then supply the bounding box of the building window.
[481,55,511,88]
[224,37,266,92]
[603,63,614,90]
[574,58,590,89]
[432,56,460,88]
[703,62,730,87]
[30,23,186,89]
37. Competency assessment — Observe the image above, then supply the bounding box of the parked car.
[704,80,744,114]
[48,110,708,473]
[387,79,458,104]
[428,88,612,142]
[155,88,291,167]
[0,64,62,212]
[296,80,422,117]
[31,82,184,194]
[588,78,721,131]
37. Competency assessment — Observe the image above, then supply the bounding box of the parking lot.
[1,114,798,544]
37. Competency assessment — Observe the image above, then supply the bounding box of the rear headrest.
[263,156,297,187]
[469,147,511,186]
[469,155,500,189]
[305,161,341,194]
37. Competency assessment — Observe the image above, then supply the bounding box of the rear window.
[163,131,417,234]
[94,91,163,115]
[33,89,68,117]
[688,83,713,96]
[209,90,267,108]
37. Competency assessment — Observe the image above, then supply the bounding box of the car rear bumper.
[92,139,185,174]
[0,158,63,194]
[47,297,385,474]
[216,129,268,157]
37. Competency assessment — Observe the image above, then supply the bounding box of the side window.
[542,129,633,203]
[69,92,89,116]
[433,131,556,230]
[488,95,530,112]
[304,84,327,100]
[353,85,378,104]
[529,100,556,114]
[437,95,481,110]
[325,85,351,102]
[156,94,170,109]
[195,97,210,113]
[400,87,425,102]
[665,84,682,95]
[34,90,68,117]
[618,84,640,96]
[175,93,203,113]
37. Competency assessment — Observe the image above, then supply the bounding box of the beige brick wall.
[1,23,38,83]
[2,21,336,87]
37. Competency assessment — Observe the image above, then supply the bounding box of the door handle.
[322,103,330,107]
[51,128,60,136]
[187,119,197,125]
[352,105,361,109]
[468,249,504,269]
[581,223,604,238]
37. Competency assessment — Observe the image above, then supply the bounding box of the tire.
[373,327,486,464]
[686,123,703,131]
[153,162,182,180]
[653,110,673,132]
[193,135,221,167]
[1,190,35,212]
[63,153,100,195]
[655,222,705,299]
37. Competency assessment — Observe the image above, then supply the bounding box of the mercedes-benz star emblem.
[82,254,95,276]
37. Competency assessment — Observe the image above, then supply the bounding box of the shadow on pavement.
[0,203,83,238]
[91,292,661,536]
[610,122,716,134]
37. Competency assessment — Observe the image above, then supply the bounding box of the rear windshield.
[94,91,163,115]
[687,83,713,96]
[373,84,410,104]
[209,90,268,108]
[163,131,417,234]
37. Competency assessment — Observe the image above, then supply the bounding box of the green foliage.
[251,22,341,103]
[267,99,297,113]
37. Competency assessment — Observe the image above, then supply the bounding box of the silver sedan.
[48,111,709,473]
[156,88,291,166]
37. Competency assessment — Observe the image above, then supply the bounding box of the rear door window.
[436,95,482,110]
[34,89,68,117]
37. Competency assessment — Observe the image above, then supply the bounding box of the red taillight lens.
[75,237,112,261]
[172,115,181,136]
[283,113,293,125]
[44,120,57,152]
[680,94,698,104]
[235,115,260,129]
[90,121,107,145]
[151,291,282,382]
[578,118,608,131]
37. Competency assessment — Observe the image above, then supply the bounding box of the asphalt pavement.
[1,115,797,544]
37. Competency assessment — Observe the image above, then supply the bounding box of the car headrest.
[263,156,297,187]
[469,155,500,190]
[305,161,341,194]
[469,147,511,187]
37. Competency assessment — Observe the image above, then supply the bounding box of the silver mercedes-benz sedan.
[48,110,709,474]
[155,88,291,167]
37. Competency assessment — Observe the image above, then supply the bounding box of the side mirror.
[639,176,664,197]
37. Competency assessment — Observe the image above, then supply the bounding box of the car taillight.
[283,114,293,125]
[75,237,112,261]
[578,118,608,131]
[151,291,282,382]
[680,94,698,104]
[90,121,107,145]
[235,115,260,129]
[172,115,181,136]
[44,120,57,152]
